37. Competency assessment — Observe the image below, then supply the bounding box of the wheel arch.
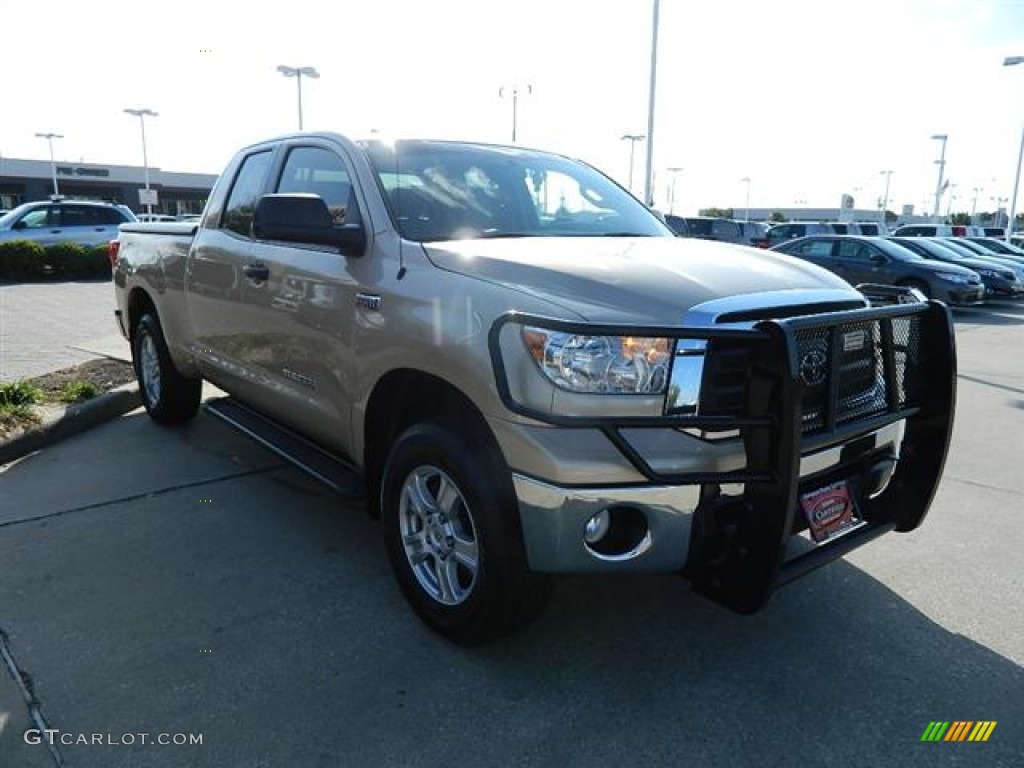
[362,368,505,519]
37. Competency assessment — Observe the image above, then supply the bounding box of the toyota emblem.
[799,348,828,387]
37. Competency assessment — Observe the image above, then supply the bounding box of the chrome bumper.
[515,421,905,573]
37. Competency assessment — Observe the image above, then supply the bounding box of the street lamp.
[879,170,893,225]
[666,166,683,213]
[34,132,63,199]
[1003,55,1024,240]
[741,177,751,222]
[124,108,158,215]
[971,186,983,218]
[621,134,646,193]
[930,134,948,219]
[498,83,532,143]
[643,0,661,206]
[277,65,319,130]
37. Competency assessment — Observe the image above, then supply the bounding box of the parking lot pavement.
[1,307,1022,767]
[0,279,122,382]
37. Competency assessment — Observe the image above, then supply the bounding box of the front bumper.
[491,300,957,613]
[940,284,985,305]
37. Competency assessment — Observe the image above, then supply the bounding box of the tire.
[381,422,552,645]
[132,312,202,425]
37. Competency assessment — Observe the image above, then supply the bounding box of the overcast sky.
[2,0,1023,215]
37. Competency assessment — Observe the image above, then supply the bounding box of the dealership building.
[0,157,218,216]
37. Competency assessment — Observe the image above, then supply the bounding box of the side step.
[204,397,364,500]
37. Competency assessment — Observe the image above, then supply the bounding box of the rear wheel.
[381,422,551,645]
[132,312,202,424]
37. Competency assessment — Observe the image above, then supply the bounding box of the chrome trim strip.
[513,475,698,572]
[798,421,905,478]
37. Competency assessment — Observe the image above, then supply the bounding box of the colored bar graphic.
[921,721,949,741]
[944,721,972,741]
[968,722,997,742]
[921,721,996,742]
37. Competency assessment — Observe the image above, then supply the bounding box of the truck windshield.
[361,140,673,243]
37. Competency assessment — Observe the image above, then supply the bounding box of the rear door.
[836,239,888,285]
[59,204,125,247]
[185,146,277,403]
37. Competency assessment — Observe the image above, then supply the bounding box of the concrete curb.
[0,382,142,466]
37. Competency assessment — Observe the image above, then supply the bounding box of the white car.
[0,200,137,248]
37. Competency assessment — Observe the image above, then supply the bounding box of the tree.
[700,207,734,218]
[884,210,898,223]
[950,212,971,225]
[768,211,787,223]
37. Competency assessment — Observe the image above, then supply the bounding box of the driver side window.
[276,146,355,224]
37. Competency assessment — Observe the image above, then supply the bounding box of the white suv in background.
[0,200,136,248]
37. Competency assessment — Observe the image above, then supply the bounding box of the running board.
[203,397,364,500]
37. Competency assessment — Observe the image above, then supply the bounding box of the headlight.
[522,327,671,394]
[936,272,970,284]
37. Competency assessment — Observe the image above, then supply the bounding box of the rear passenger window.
[276,146,353,223]
[798,240,834,258]
[222,150,273,237]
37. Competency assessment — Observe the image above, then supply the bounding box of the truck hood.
[423,236,857,323]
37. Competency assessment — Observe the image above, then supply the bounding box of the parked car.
[887,237,1022,299]
[939,237,1024,268]
[830,222,866,235]
[761,222,837,248]
[666,216,747,245]
[965,237,1024,260]
[892,224,983,237]
[136,213,179,223]
[0,200,136,248]
[110,133,957,644]
[856,222,888,236]
[983,227,1006,238]
[738,220,768,246]
[772,235,984,305]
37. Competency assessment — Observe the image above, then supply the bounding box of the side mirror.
[870,253,887,265]
[252,193,366,257]
[12,221,26,230]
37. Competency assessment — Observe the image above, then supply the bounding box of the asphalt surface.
[0,303,1022,767]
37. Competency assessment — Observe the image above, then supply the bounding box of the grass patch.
[0,381,42,407]
[56,380,100,403]
[0,383,43,435]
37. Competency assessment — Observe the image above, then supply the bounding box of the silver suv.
[0,200,136,248]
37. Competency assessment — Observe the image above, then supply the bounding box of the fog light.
[583,510,611,544]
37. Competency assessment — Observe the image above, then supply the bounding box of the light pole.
[277,65,319,130]
[498,84,532,143]
[931,134,948,219]
[741,177,751,222]
[621,134,646,194]
[1003,56,1024,239]
[992,196,1008,227]
[124,108,158,215]
[666,166,683,213]
[643,0,660,206]
[879,170,893,225]
[945,183,958,218]
[971,186,982,218]
[34,132,63,199]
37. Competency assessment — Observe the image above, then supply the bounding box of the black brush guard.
[489,299,956,613]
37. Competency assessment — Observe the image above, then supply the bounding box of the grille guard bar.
[489,300,957,612]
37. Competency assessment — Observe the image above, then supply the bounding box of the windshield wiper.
[477,232,542,239]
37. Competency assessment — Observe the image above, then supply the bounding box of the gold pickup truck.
[111,133,957,644]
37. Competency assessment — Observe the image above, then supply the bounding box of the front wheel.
[132,312,202,424]
[381,422,551,645]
